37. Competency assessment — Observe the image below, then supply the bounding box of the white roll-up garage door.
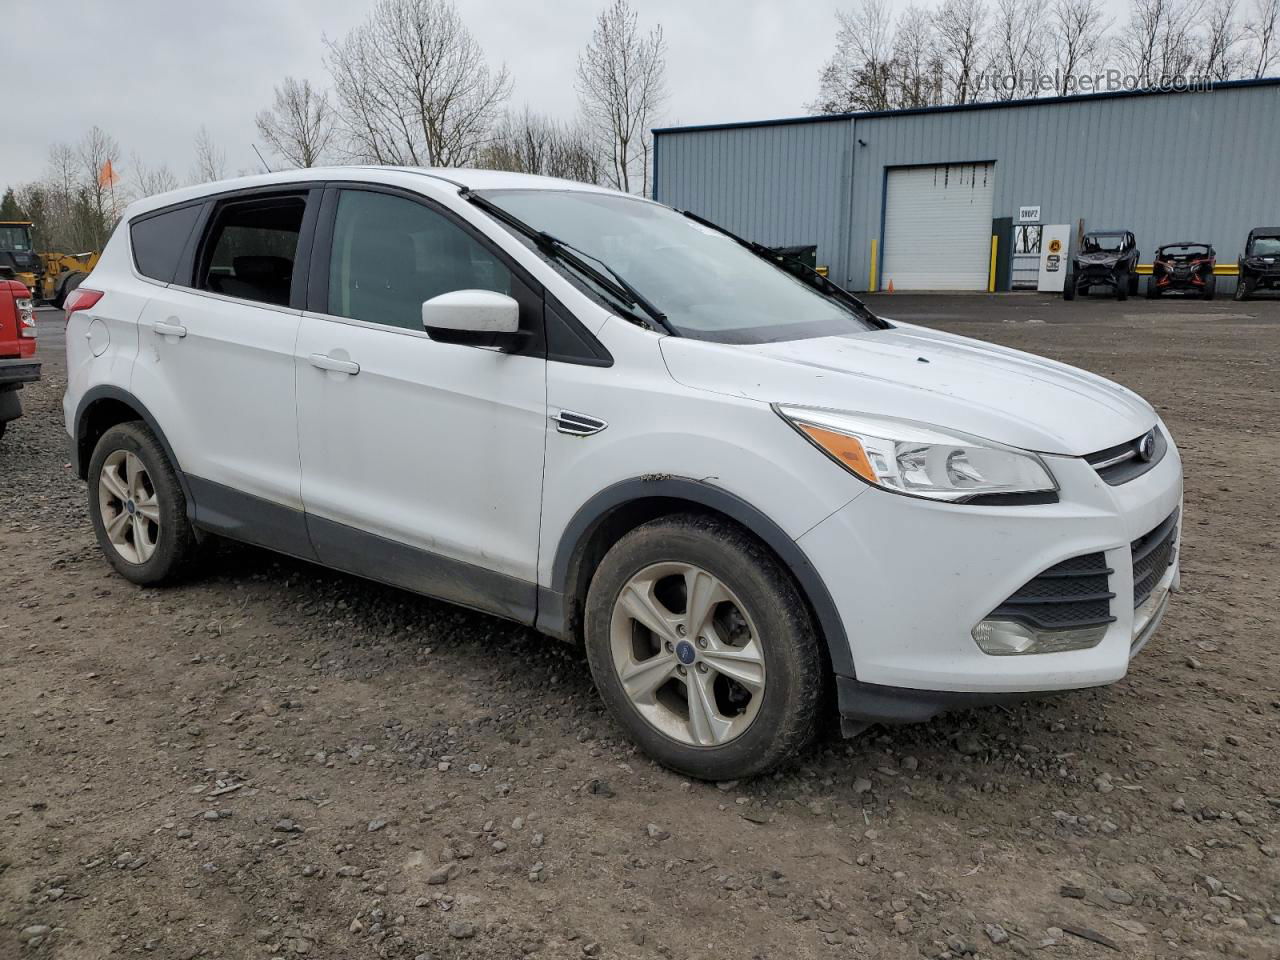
[880,163,995,291]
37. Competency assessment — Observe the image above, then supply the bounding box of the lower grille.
[989,551,1116,630]
[1131,510,1179,608]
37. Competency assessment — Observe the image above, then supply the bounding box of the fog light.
[972,619,1107,656]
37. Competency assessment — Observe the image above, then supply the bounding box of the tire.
[1234,277,1251,301]
[1146,278,1160,299]
[1063,271,1076,301]
[1115,270,1129,301]
[1129,271,1139,296]
[583,514,823,780]
[54,272,86,310]
[0,420,6,442]
[87,422,199,585]
[1204,276,1216,300]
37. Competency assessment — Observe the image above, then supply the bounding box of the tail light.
[63,288,104,320]
[17,296,36,337]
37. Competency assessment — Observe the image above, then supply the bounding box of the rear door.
[129,187,320,555]
[294,185,548,621]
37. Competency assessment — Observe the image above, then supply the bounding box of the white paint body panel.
[65,165,1187,703]
[422,290,520,333]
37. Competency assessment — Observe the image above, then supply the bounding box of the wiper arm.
[680,210,890,329]
[462,190,672,334]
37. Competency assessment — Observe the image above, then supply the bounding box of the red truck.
[0,277,40,440]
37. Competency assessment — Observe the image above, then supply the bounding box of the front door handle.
[153,320,187,339]
[309,353,360,375]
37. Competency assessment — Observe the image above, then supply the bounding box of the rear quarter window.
[130,204,203,283]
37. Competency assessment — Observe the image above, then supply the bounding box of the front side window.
[327,190,513,330]
[197,195,306,307]
[477,189,878,344]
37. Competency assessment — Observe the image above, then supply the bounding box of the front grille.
[1131,510,1179,608]
[989,551,1116,630]
[1085,427,1167,485]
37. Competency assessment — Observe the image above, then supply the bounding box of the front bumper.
[799,433,1183,716]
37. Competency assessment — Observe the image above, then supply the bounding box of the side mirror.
[422,290,524,351]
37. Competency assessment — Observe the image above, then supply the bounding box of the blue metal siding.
[655,83,1280,291]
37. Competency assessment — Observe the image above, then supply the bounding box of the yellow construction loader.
[0,220,99,307]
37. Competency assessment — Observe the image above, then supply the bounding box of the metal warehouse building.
[652,78,1280,292]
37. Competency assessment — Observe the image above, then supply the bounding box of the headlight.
[776,405,1058,503]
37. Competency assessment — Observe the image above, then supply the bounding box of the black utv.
[1235,227,1280,300]
[1148,242,1216,299]
[1064,230,1140,301]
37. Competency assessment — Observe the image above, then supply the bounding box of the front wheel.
[1204,276,1217,300]
[1234,277,1252,301]
[1146,279,1160,299]
[1063,271,1076,301]
[1115,270,1129,301]
[584,515,823,780]
[88,422,199,585]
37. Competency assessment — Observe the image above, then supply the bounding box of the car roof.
[121,166,631,221]
[1158,241,1211,248]
[1084,229,1130,235]
[1248,226,1280,236]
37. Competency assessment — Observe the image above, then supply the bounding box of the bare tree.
[891,6,947,106]
[78,126,121,249]
[1247,0,1280,75]
[934,0,990,103]
[129,154,180,200]
[575,0,667,195]
[325,0,511,167]
[1051,0,1111,93]
[256,77,337,168]
[1116,0,1200,85]
[477,108,602,184]
[1199,0,1245,79]
[989,0,1048,99]
[810,0,897,112]
[192,125,227,183]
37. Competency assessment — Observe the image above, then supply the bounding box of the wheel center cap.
[125,499,136,515]
[675,640,696,665]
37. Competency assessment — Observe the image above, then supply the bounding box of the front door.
[295,186,547,622]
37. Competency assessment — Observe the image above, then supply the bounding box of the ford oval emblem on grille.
[1138,430,1156,462]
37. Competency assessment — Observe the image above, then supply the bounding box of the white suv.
[63,168,1182,779]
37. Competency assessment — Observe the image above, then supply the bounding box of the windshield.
[0,225,33,253]
[1082,234,1125,254]
[478,189,879,344]
[1249,236,1280,256]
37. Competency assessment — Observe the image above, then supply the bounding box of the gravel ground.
[1,294,1277,960]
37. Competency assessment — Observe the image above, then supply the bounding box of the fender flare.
[72,385,196,515]
[545,476,854,677]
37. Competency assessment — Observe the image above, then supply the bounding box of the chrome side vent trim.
[551,410,608,436]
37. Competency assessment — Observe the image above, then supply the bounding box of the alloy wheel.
[98,450,161,564]
[608,562,766,747]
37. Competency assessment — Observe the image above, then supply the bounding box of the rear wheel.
[584,514,823,780]
[88,422,199,585]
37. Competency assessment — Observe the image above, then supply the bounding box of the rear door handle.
[153,320,187,339]
[309,353,360,375]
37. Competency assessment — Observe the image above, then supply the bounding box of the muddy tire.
[584,514,824,780]
[87,422,199,586]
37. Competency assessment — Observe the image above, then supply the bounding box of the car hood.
[660,321,1156,456]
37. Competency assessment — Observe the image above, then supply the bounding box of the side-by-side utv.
[1064,230,1140,301]
[1236,227,1280,301]
[1148,242,1216,299]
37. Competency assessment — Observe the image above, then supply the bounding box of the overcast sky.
[3,0,872,189]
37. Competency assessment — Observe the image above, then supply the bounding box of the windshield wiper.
[462,190,672,334]
[680,211,889,329]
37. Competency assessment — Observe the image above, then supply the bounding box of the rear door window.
[131,204,202,283]
[196,195,308,307]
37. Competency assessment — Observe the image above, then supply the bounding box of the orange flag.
[98,160,119,189]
